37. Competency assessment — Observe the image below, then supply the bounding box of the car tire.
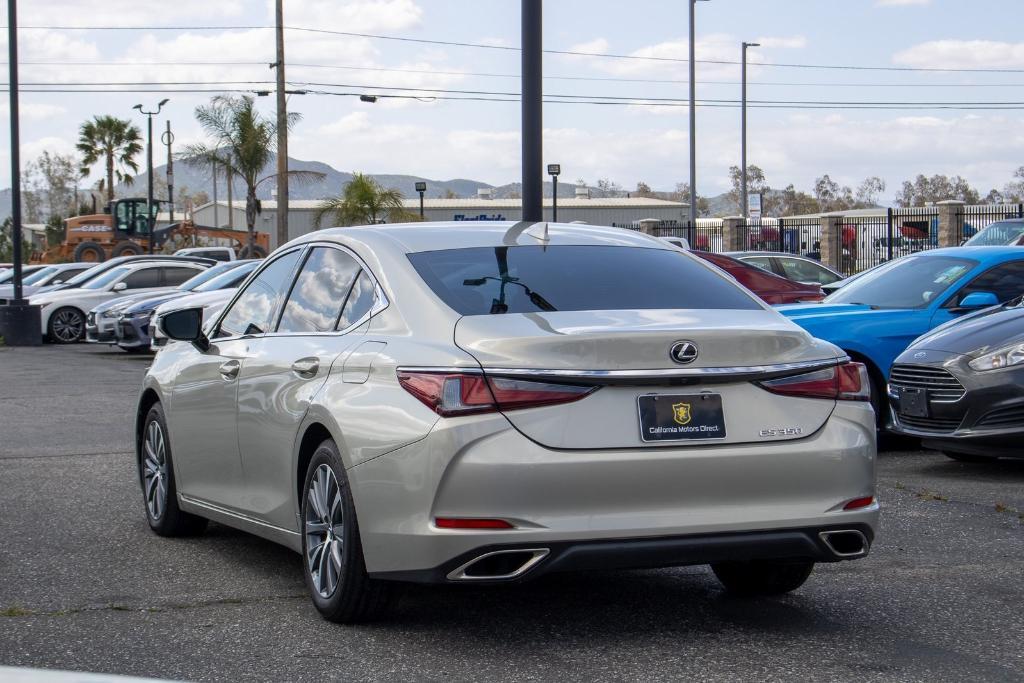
[140,403,209,537]
[943,451,995,464]
[47,307,86,344]
[301,439,393,623]
[111,240,144,258]
[73,241,106,262]
[711,559,815,596]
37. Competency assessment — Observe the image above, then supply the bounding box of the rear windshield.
[408,245,760,315]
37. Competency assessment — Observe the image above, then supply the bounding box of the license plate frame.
[899,387,929,418]
[637,393,727,443]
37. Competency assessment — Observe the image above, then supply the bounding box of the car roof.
[117,260,208,272]
[727,251,819,259]
[913,246,1024,262]
[297,221,666,254]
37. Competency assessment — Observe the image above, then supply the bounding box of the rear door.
[235,245,376,527]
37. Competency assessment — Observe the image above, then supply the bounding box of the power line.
[7,59,1024,87]
[11,24,1024,73]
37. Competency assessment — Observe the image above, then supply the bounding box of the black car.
[888,296,1024,461]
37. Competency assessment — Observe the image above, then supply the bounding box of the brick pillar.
[820,214,842,272]
[937,200,966,247]
[722,216,749,251]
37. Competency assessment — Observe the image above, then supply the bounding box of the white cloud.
[19,0,245,26]
[277,0,423,32]
[893,40,1024,69]
[0,103,67,121]
[754,36,807,50]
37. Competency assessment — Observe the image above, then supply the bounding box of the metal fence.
[961,203,1024,240]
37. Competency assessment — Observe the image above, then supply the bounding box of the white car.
[31,261,209,343]
[150,288,239,349]
[174,247,236,262]
[0,263,94,302]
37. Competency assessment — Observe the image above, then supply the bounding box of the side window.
[122,268,161,289]
[163,267,201,287]
[278,247,361,333]
[743,256,775,273]
[779,258,837,285]
[338,270,376,330]
[216,250,302,337]
[950,261,1024,306]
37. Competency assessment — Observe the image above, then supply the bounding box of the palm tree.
[315,173,416,227]
[181,95,323,255]
[76,116,143,205]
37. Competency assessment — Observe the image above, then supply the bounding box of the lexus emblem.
[670,340,699,365]
[914,351,927,359]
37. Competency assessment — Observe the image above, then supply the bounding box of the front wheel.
[711,559,814,596]
[140,404,208,537]
[47,307,85,344]
[301,439,392,623]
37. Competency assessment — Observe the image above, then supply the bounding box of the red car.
[693,251,824,304]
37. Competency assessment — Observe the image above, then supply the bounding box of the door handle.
[291,357,320,378]
[218,359,240,380]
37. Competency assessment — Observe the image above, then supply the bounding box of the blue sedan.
[778,247,1024,422]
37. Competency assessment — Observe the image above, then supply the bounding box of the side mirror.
[112,282,127,292]
[958,291,999,310]
[160,307,210,351]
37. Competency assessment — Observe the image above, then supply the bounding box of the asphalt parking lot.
[1,344,1023,682]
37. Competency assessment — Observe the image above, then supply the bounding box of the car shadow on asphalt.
[914,457,1024,481]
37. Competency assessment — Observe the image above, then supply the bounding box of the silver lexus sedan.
[138,221,879,623]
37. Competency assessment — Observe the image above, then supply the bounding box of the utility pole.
[0,0,42,346]
[133,99,168,254]
[687,0,708,226]
[226,162,234,228]
[521,0,543,223]
[740,41,759,219]
[274,0,288,248]
[162,120,174,224]
[212,158,219,227]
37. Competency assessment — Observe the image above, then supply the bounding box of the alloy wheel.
[142,420,168,520]
[305,464,345,598]
[51,309,84,343]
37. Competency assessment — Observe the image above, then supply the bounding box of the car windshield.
[825,255,976,309]
[22,266,58,285]
[63,262,109,286]
[408,245,760,315]
[178,261,241,291]
[964,220,1024,246]
[81,266,131,290]
[193,261,258,292]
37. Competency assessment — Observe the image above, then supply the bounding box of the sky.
[1,0,1024,203]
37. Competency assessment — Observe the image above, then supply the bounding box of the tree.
[633,181,656,198]
[672,182,710,217]
[894,174,980,207]
[727,164,774,215]
[1003,167,1024,202]
[813,174,855,212]
[984,188,1004,204]
[778,184,820,216]
[595,178,623,198]
[76,115,143,204]
[854,176,886,208]
[182,95,323,253]
[314,173,414,227]
[441,189,459,199]
[0,218,32,262]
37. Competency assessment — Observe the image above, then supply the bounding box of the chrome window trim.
[397,357,847,385]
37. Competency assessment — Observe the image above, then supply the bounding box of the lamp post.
[547,164,560,222]
[161,121,175,224]
[521,0,543,223]
[740,41,760,219]
[133,98,169,254]
[687,0,710,227]
[415,181,427,220]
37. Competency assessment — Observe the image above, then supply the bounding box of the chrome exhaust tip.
[447,548,550,581]
[819,530,870,558]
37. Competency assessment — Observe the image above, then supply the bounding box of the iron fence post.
[886,207,893,262]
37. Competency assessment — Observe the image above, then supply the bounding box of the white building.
[191,189,689,248]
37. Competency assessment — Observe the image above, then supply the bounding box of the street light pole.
[741,41,759,219]
[521,0,543,223]
[133,99,168,254]
[274,0,289,249]
[547,164,560,222]
[162,121,175,224]
[415,181,426,220]
[687,0,709,226]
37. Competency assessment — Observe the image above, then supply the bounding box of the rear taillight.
[758,362,870,401]
[397,371,595,417]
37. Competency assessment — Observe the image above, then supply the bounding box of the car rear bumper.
[348,401,878,580]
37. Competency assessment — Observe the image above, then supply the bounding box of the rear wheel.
[111,240,144,258]
[301,439,392,623]
[73,241,105,262]
[140,404,208,536]
[711,559,815,596]
[47,307,85,343]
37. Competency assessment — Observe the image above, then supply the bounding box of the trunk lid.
[454,309,842,449]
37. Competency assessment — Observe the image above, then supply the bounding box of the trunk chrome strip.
[398,358,846,385]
